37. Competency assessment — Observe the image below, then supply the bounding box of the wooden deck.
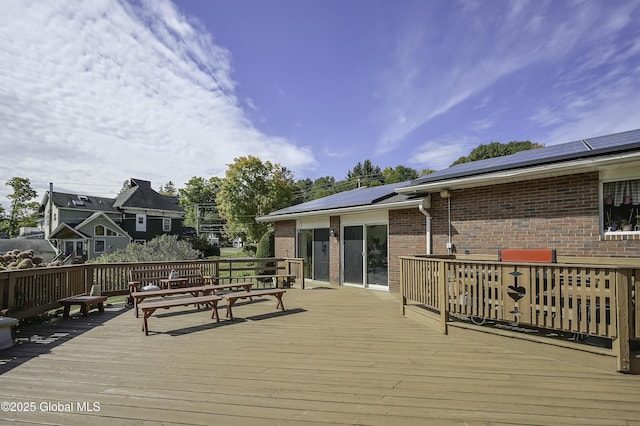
[1,283,639,425]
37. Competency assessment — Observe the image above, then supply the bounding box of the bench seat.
[131,285,221,318]
[215,274,295,288]
[138,294,222,336]
[223,289,286,320]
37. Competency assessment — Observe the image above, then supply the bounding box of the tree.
[5,177,38,238]
[293,176,339,204]
[451,141,544,166]
[158,181,178,196]
[217,156,295,242]
[179,177,221,228]
[382,165,419,184]
[346,159,384,188]
[117,179,131,195]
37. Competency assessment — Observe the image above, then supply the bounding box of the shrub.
[255,230,275,259]
[91,234,202,263]
[255,230,275,275]
[188,237,220,257]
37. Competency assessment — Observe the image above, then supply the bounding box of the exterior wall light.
[440,189,452,199]
[330,229,339,239]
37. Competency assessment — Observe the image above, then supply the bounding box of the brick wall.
[427,172,640,257]
[275,172,640,294]
[388,209,427,292]
[274,220,296,258]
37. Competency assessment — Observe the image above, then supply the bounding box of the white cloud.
[409,135,477,171]
[372,1,640,156]
[0,0,315,206]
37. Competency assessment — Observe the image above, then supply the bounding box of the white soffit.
[297,217,330,229]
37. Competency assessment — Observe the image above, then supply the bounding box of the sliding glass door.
[343,224,388,289]
[298,228,330,282]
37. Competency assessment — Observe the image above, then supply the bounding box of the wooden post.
[613,269,631,373]
[400,257,406,316]
[7,271,16,313]
[438,260,449,334]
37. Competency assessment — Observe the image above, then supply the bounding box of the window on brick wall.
[603,179,640,232]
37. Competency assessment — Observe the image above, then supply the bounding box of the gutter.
[418,197,431,255]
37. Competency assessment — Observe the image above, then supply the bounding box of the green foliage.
[189,236,221,257]
[217,156,294,241]
[90,234,201,263]
[255,230,275,259]
[345,159,384,189]
[5,177,39,238]
[179,176,222,228]
[158,181,178,196]
[382,165,419,184]
[242,244,257,256]
[451,141,544,166]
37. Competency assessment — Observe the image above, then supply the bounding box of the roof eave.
[257,199,423,222]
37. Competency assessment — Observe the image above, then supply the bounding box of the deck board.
[1,283,639,425]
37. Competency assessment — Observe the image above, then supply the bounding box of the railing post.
[613,269,632,373]
[400,257,406,316]
[438,260,449,334]
[7,271,16,313]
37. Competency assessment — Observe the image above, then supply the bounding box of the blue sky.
[1,0,640,206]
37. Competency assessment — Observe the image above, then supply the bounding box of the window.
[96,224,118,236]
[136,214,146,232]
[95,225,105,236]
[94,240,105,253]
[106,228,117,236]
[163,218,171,232]
[603,179,640,232]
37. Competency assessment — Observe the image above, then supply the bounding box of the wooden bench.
[59,295,108,319]
[130,285,216,318]
[138,294,222,336]
[128,265,205,301]
[215,274,295,289]
[223,289,286,321]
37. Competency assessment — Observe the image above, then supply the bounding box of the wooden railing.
[0,258,305,319]
[400,255,639,372]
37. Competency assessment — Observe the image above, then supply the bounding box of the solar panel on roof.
[267,181,412,216]
[411,128,640,185]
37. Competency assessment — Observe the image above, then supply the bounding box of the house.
[40,178,186,261]
[259,128,640,292]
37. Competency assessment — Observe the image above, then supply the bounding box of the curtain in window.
[604,180,640,206]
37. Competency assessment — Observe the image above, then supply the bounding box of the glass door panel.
[298,230,313,279]
[313,229,330,281]
[343,225,363,285]
[366,225,388,287]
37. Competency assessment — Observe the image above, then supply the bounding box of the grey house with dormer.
[40,178,186,261]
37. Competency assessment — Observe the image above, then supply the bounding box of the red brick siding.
[429,172,640,257]
[274,220,296,258]
[388,209,427,292]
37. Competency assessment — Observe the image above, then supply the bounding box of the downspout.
[419,199,432,255]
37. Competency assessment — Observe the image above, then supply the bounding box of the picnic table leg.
[97,301,105,313]
[142,308,157,335]
[226,298,237,320]
[80,303,89,316]
[242,285,253,301]
[275,294,285,311]
[134,298,140,318]
[62,304,71,319]
[209,300,220,322]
